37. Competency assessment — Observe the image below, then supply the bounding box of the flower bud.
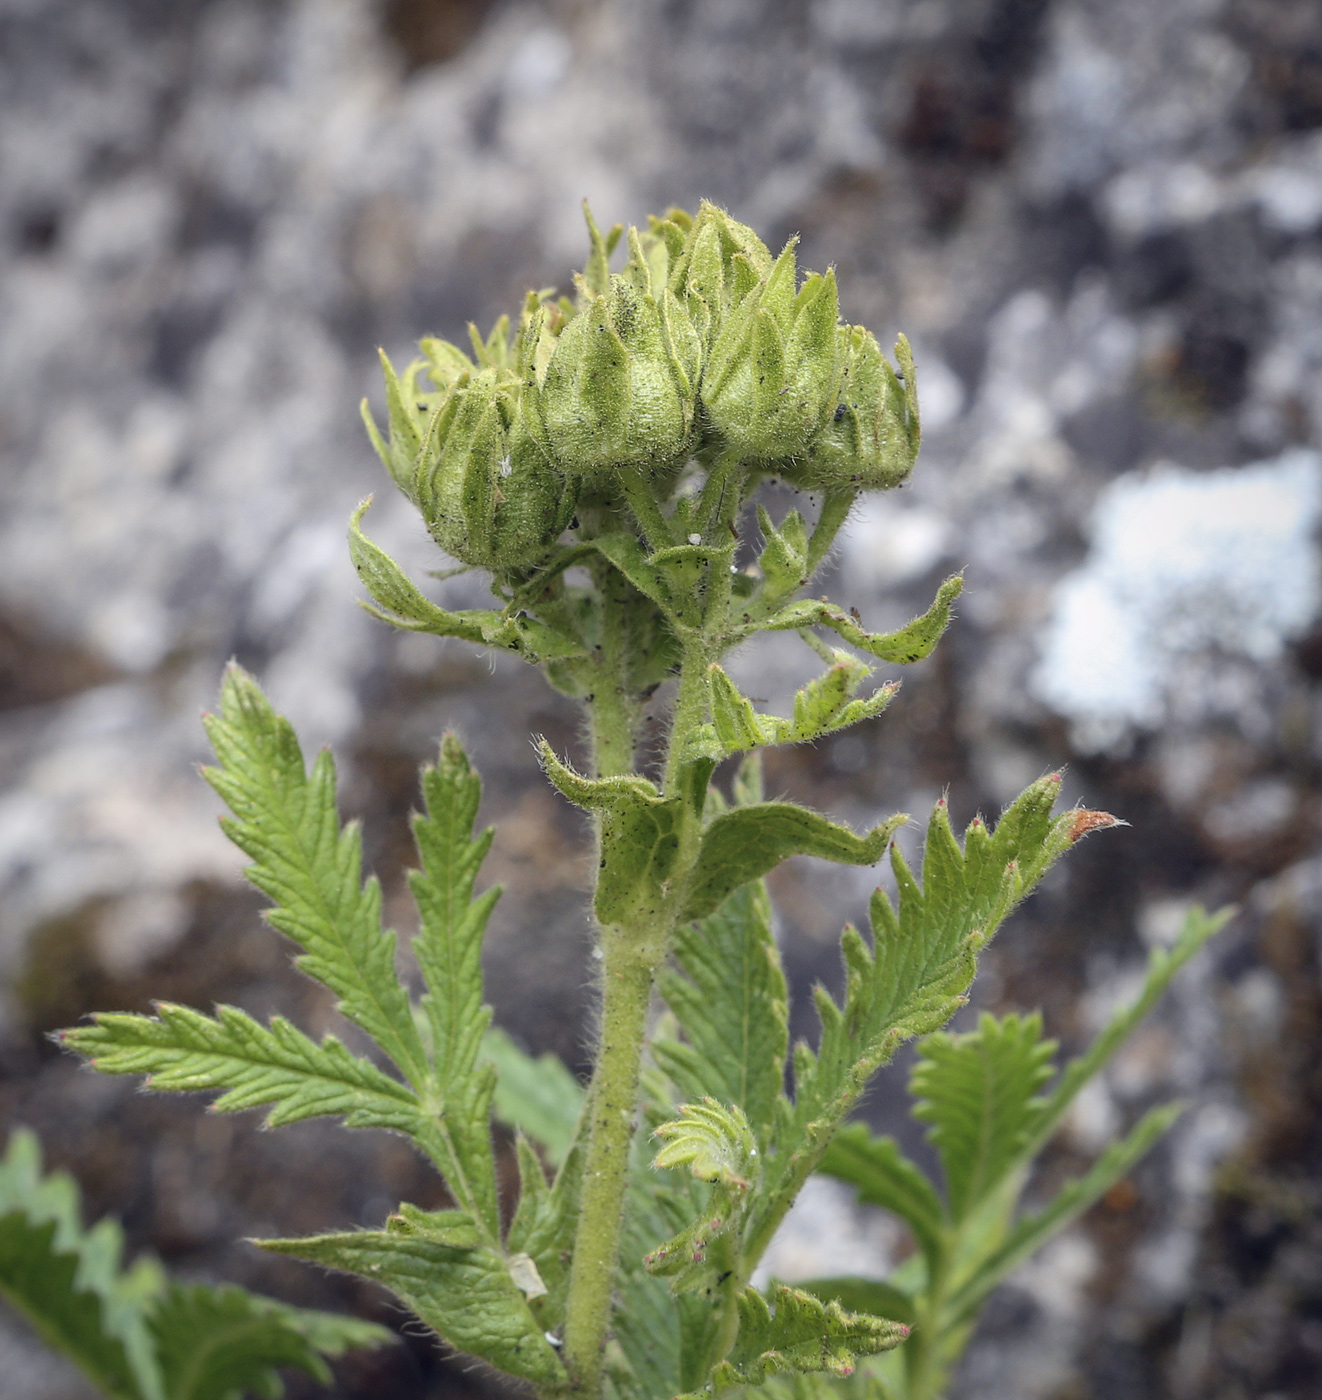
[666,202,773,348]
[360,350,444,497]
[525,220,698,482]
[788,329,921,491]
[413,369,573,572]
[700,238,841,461]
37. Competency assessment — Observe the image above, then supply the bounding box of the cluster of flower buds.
[362,202,922,572]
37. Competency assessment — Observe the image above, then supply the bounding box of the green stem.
[562,921,668,1394]
[903,1241,952,1400]
[587,559,639,778]
[618,465,677,551]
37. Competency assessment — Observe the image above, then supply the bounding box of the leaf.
[0,1210,145,1400]
[0,1128,162,1400]
[682,805,907,923]
[62,1003,427,1136]
[794,1278,916,1329]
[684,660,900,763]
[408,733,503,1231]
[760,574,963,664]
[657,878,789,1138]
[750,778,1103,1264]
[710,1284,909,1392]
[257,1229,567,1387]
[483,1028,585,1166]
[816,1125,944,1272]
[539,742,686,927]
[654,1099,758,1190]
[945,1104,1182,1326]
[149,1283,389,1400]
[350,501,585,661]
[202,664,429,1089]
[911,1013,1056,1219]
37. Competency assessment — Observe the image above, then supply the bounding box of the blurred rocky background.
[1,0,1320,1396]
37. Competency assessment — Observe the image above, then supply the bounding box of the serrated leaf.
[816,1125,944,1271]
[911,1013,1056,1219]
[1020,905,1231,1160]
[0,1210,145,1400]
[657,878,789,1138]
[711,1284,908,1392]
[0,1128,163,1400]
[202,664,428,1089]
[794,1278,916,1328]
[149,1283,389,1400]
[654,1099,758,1190]
[257,1229,566,1387]
[407,733,502,1231]
[760,575,963,664]
[63,1004,424,1135]
[682,806,907,923]
[350,501,585,660]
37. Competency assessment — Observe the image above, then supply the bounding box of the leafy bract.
[258,1228,567,1387]
[708,1284,908,1393]
[682,804,907,923]
[682,658,899,763]
[350,500,585,662]
[757,575,963,664]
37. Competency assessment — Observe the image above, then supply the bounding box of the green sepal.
[256,1229,567,1387]
[681,805,907,923]
[349,499,585,660]
[707,1284,909,1393]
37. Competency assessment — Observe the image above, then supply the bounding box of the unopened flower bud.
[789,329,921,490]
[666,202,773,348]
[413,369,573,572]
[700,238,841,461]
[526,218,698,482]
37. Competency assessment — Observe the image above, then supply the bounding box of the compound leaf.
[710,1284,908,1392]
[816,1124,944,1271]
[149,1283,389,1400]
[258,1229,566,1387]
[483,1028,585,1167]
[202,664,428,1089]
[62,1003,424,1137]
[657,878,789,1138]
[912,1013,1056,1219]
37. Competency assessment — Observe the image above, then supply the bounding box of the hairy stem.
[562,923,667,1394]
[587,559,639,778]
